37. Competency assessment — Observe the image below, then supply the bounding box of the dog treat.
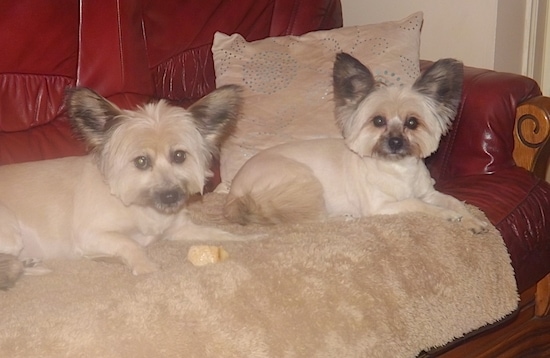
[187,245,229,266]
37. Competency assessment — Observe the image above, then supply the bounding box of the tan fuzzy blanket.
[0,193,518,358]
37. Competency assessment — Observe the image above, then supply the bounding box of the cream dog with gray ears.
[225,53,488,234]
[0,85,242,288]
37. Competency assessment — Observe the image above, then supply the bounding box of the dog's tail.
[223,179,326,225]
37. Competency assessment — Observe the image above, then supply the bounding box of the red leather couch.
[1,0,549,356]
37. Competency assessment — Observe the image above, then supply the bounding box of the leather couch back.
[78,0,154,104]
[0,0,343,165]
[0,0,86,163]
[141,0,343,106]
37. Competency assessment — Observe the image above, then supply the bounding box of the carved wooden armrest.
[513,95,550,179]
[536,274,550,317]
[514,96,550,317]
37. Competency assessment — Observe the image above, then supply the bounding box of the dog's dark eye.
[134,156,150,170]
[172,150,187,164]
[405,116,419,130]
[372,116,386,127]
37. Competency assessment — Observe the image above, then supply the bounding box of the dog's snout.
[159,189,183,205]
[150,187,188,213]
[388,137,403,151]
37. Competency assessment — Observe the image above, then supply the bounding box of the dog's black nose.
[159,189,183,205]
[388,137,403,151]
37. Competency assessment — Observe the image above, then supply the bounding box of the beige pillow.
[212,12,423,191]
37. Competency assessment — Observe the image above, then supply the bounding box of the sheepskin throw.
[0,193,518,358]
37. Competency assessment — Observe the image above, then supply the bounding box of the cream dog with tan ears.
[0,85,242,288]
[225,53,488,234]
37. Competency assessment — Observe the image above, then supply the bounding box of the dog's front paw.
[0,253,24,290]
[130,259,160,276]
[462,216,489,234]
[440,209,463,222]
[442,210,489,234]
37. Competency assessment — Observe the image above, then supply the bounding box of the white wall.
[495,0,529,74]
[340,0,526,75]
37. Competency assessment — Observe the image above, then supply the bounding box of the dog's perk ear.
[188,84,243,151]
[65,87,123,148]
[333,52,377,129]
[412,58,464,132]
